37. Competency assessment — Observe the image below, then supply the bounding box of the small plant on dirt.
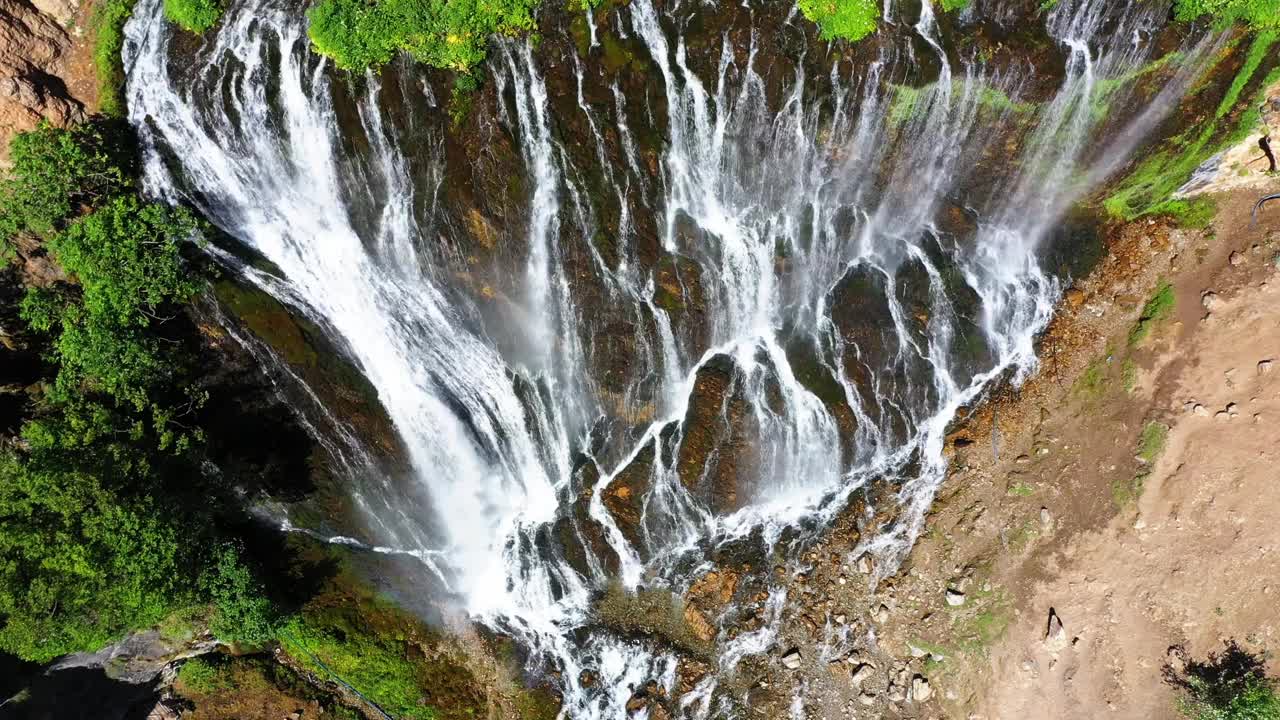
[1073,355,1109,399]
[1112,472,1147,509]
[1136,421,1170,464]
[1167,641,1280,720]
[177,656,232,695]
[1122,358,1139,393]
[1129,282,1175,346]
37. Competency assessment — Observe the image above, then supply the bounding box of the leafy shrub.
[306,0,540,71]
[796,0,878,42]
[0,454,183,662]
[1174,0,1280,29]
[163,0,221,33]
[202,544,277,647]
[1169,641,1280,720]
[0,122,131,242]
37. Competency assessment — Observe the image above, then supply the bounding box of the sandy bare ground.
[981,252,1280,720]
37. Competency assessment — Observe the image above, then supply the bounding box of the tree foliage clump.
[1173,0,1280,30]
[0,122,274,662]
[306,0,540,71]
[163,0,222,33]
[796,0,878,42]
[1169,641,1280,720]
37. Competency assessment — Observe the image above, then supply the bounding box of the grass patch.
[1137,421,1170,464]
[1112,472,1148,509]
[90,0,137,117]
[177,656,234,696]
[1007,481,1036,497]
[279,577,486,720]
[1129,282,1176,346]
[1103,32,1279,222]
[1121,358,1139,393]
[1073,354,1110,399]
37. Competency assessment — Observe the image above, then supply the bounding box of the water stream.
[123,0,1217,715]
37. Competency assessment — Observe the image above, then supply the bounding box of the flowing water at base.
[125,1,1218,715]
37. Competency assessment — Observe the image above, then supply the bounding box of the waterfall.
[123,0,1216,715]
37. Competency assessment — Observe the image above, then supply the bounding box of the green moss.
[90,0,137,117]
[1104,32,1279,222]
[1121,358,1138,393]
[1128,282,1175,346]
[938,0,971,11]
[279,578,485,720]
[1073,355,1109,399]
[797,0,878,42]
[163,0,222,32]
[178,656,233,696]
[1112,472,1147,509]
[213,280,320,367]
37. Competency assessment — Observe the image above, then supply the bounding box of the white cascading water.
[123,0,1219,715]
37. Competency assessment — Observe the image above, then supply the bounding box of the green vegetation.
[938,0,971,11]
[1129,282,1175,346]
[1112,472,1147,509]
[1073,354,1110,399]
[178,656,234,695]
[1174,0,1280,30]
[0,121,275,662]
[1104,32,1279,222]
[163,0,222,32]
[1171,641,1280,720]
[887,80,1037,129]
[279,576,487,720]
[797,0,878,42]
[90,0,137,117]
[1136,421,1169,464]
[306,0,540,71]
[1007,481,1036,497]
[1122,358,1139,393]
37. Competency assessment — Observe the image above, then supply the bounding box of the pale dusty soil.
[982,233,1280,720]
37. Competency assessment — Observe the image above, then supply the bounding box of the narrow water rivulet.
[123,0,1222,715]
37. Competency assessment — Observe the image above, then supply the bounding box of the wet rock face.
[0,0,88,164]
[676,354,757,515]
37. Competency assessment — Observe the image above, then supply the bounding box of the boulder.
[911,674,933,702]
[945,589,966,607]
[781,648,802,670]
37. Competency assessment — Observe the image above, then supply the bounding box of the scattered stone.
[1045,607,1067,651]
[1040,507,1053,530]
[1201,291,1219,310]
[1259,360,1273,375]
[859,691,877,706]
[912,675,934,703]
[1230,250,1245,266]
[781,648,802,670]
[851,663,875,686]
[888,684,905,703]
[834,614,847,625]
[945,589,966,607]
[1193,404,1209,417]
[1215,410,1231,422]
[873,603,890,623]
[909,644,928,658]
[1015,454,1031,464]
[1064,288,1085,307]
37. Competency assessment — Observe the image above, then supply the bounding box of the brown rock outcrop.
[0,0,89,164]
